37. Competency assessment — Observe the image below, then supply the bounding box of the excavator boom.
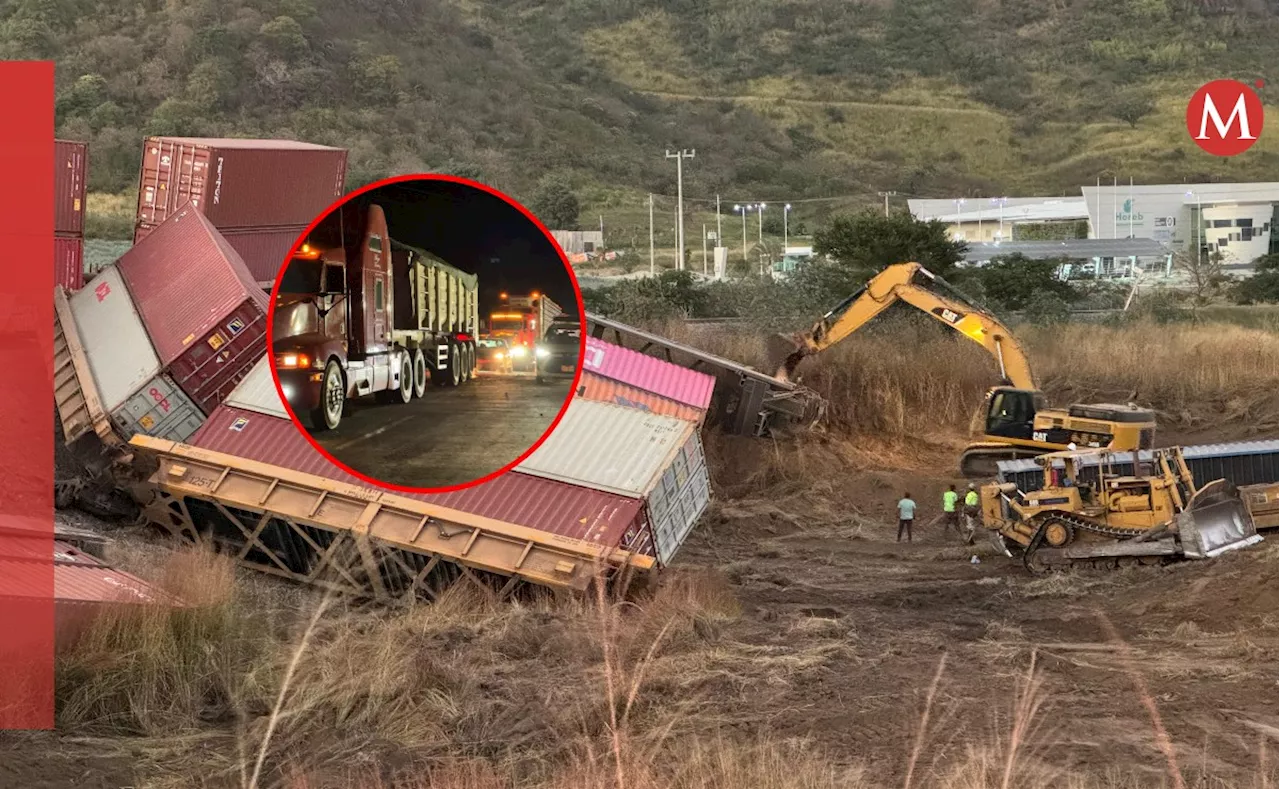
[771,262,1035,390]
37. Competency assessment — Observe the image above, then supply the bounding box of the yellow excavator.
[766,262,1158,477]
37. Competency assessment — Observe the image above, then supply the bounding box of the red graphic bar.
[0,61,55,729]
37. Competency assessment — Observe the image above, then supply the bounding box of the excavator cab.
[983,387,1048,441]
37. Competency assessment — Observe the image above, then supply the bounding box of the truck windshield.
[280,259,324,294]
[490,317,525,332]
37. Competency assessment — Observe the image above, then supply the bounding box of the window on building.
[1218,238,1229,247]
[1213,219,1232,228]
[583,242,595,252]
[1243,227,1255,241]
[1236,218,1253,228]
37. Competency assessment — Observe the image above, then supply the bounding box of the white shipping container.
[111,373,205,444]
[68,266,162,412]
[518,399,694,497]
[224,356,288,418]
[517,399,712,567]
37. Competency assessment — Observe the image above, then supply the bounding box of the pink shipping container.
[54,139,87,235]
[582,336,716,412]
[134,137,347,236]
[577,371,707,424]
[188,399,657,555]
[0,536,186,652]
[115,206,269,414]
[54,234,84,291]
[220,225,309,287]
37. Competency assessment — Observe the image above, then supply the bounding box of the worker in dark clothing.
[897,492,917,543]
[961,483,980,545]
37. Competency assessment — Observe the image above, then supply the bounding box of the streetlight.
[783,204,792,249]
[756,203,766,246]
[991,196,1009,241]
[734,204,750,263]
[954,197,966,240]
[1185,189,1202,276]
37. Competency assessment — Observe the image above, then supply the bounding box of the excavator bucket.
[1175,497,1263,560]
[765,333,807,382]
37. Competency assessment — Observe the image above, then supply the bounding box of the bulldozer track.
[1022,513,1162,575]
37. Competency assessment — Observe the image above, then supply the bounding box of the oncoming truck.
[272,203,478,431]
[488,292,563,372]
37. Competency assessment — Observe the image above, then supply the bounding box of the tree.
[810,209,967,296]
[1109,88,1157,128]
[1174,248,1228,319]
[1233,252,1279,304]
[529,176,580,230]
[955,255,1079,313]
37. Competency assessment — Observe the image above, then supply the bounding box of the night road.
[312,372,574,488]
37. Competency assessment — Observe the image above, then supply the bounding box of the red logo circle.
[1185,80,1264,157]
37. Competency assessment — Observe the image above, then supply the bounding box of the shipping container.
[54,234,84,291]
[221,225,308,286]
[582,336,716,412]
[111,373,205,444]
[189,401,658,555]
[116,206,269,413]
[517,399,712,565]
[577,371,707,424]
[0,536,185,651]
[54,139,87,235]
[67,266,162,413]
[224,357,289,419]
[134,137,347,232]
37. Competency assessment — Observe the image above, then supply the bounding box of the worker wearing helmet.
[961,483,980,545]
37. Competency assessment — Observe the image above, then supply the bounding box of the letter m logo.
[1187,80,1265,157]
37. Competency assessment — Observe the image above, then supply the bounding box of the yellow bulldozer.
[767,261,1157,478]
[979,446,1262,574]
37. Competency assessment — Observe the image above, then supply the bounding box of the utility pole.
[783,204,792,250]
[1128,176,1134,239]
[702,224,708,275]
[599,215,604,248]
[735,204,749,262]
[756,203,766,246]
[665,149,695,271]
[715,194,722,246]
[1112,176,1118,240]
[648,193,655,276]
[877,191,897,217]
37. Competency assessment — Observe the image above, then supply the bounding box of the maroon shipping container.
[54,139,87,235]
[220,225,308,287]
[115,206,269,413]
[134,137,347,233]
[54,234,84,291]
[189,404,655,554]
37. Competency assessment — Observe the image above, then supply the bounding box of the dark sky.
[338,180,579,314]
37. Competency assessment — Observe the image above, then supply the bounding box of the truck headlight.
[510,346,527,359]
[535,347,549,359]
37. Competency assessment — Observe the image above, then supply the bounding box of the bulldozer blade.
[765,333,806,382]
[1176,498,1263,560]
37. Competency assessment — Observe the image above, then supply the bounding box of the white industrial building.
[1080,182,1278,270]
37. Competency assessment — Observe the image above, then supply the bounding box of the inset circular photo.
[268,175,585,492]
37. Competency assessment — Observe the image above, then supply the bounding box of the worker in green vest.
[942,484,960,534]
[961,483,980,545]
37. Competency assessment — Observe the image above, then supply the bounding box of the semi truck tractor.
[273,203,479,431]
[488,292,563,372]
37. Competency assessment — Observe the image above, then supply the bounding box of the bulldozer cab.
[984,387,1048,441]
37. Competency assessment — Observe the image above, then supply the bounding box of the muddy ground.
[3,432,1277,788]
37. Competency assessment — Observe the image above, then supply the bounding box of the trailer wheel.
[411,349,428,398]
[377,354,414,404]
[446,342,462,387]
[459,344,472,383]
[311,359,345,432]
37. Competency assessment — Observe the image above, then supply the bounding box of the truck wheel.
[459,345,471,383]
[445,342,462,387]
[310,359,345,432]
[412,349,428,398]
[378,355,414,404]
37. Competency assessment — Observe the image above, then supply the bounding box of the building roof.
[962,238,1172,262]
[1080,182,1279,205]
[933,200,1088,224]
[908,196,1077,221]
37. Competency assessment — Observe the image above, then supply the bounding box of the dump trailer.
[272,203,478,431]
[982,446,1262,574]
[489,292,563,372]
[535,314,582,384]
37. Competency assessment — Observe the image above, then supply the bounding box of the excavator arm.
[772,262,1036,390]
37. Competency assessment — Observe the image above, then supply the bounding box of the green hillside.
[7,0,1276,234]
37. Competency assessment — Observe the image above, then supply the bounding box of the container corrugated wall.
[54,140,87,235]
[583,336,716,411]
[996,440,1280,493]
[135,137,347,232]
[117,206,267,366]
[224,358,289,418]
[221,226,309,287]
[67,266,162,413]
[518,399,695,498]
[577,372,707,424]
[110,374,205,444]
[54,235,84,291]
[646,431,712,565]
